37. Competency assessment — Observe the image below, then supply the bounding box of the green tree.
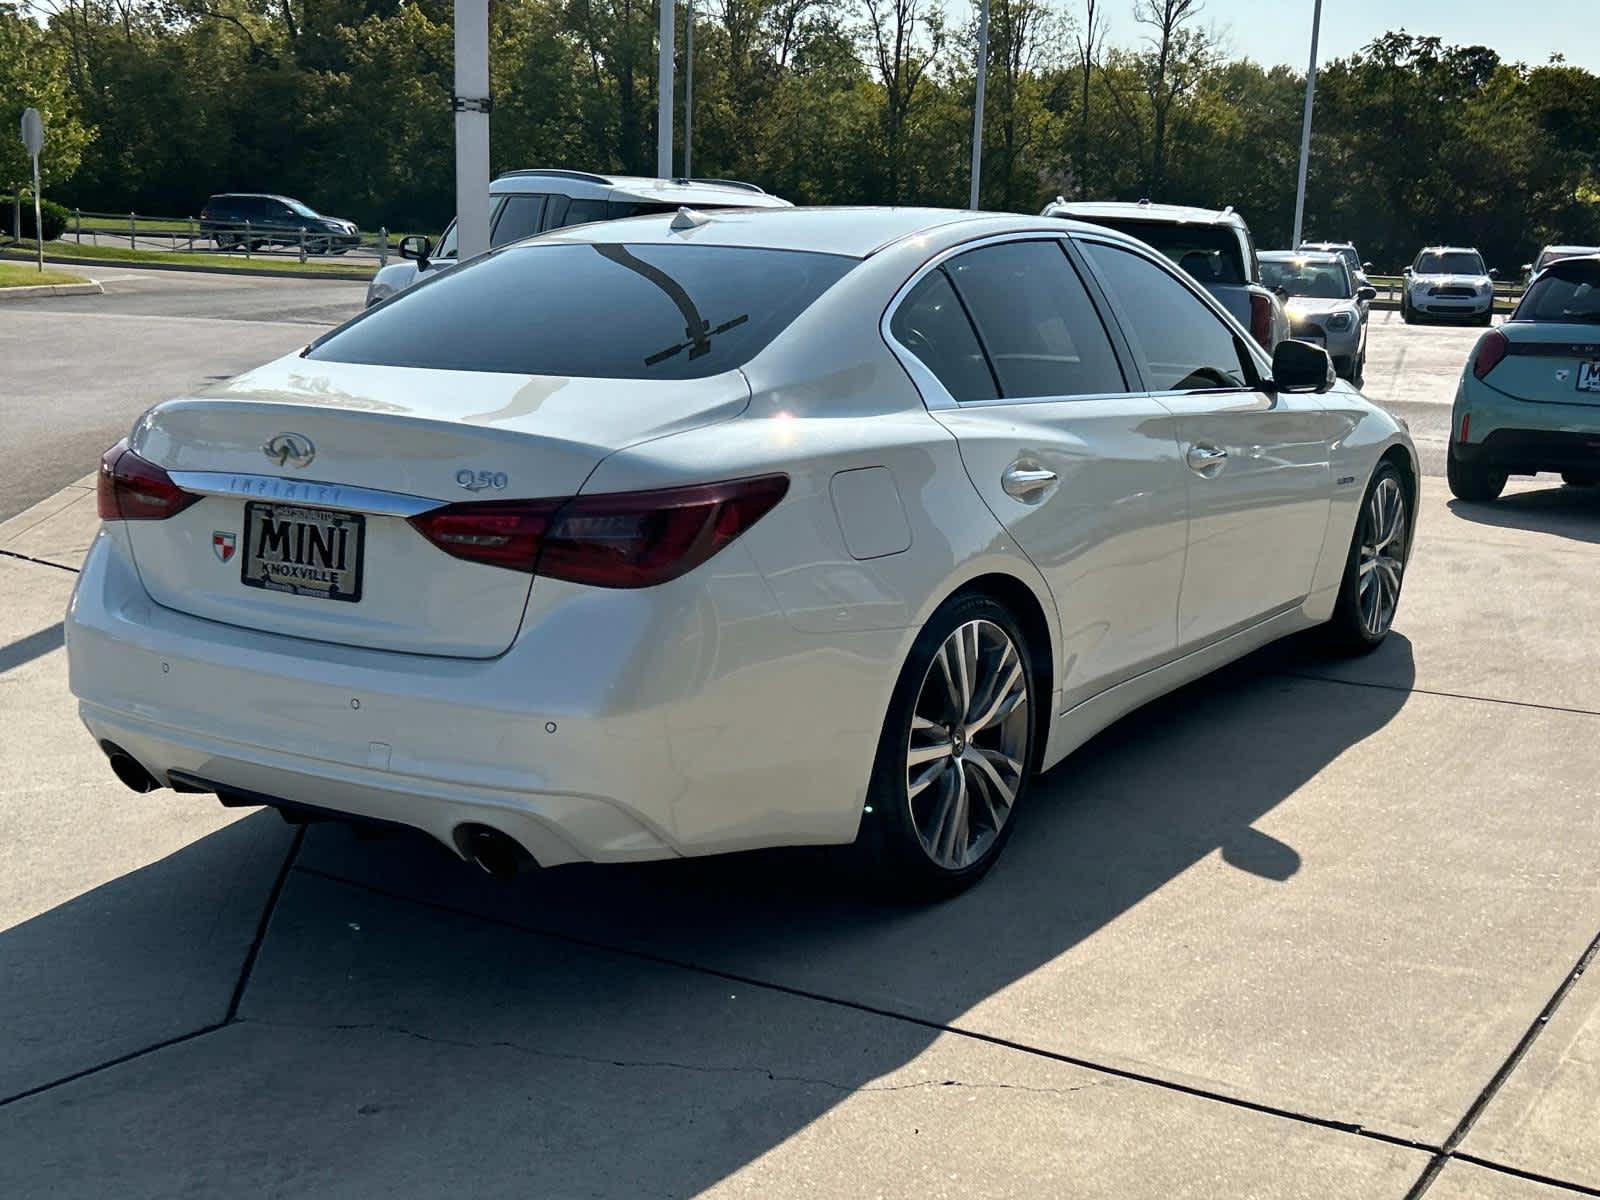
[0,7,93,193]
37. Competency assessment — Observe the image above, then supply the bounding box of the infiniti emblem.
[262,432,315,469]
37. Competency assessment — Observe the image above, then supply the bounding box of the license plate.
[241,502,364,603]
[1298,334,1326,347]
[1579,361,1600,393]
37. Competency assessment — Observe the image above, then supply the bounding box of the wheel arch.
[945,571,1056,740]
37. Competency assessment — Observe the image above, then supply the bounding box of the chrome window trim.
[879,230,1142,412]
[166,471,442,518]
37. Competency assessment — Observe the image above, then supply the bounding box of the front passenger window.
[1084,242,1252,392]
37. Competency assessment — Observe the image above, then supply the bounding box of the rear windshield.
[1082,220,1246,286]
[1516,263,1600,324]
[1416,251,1485,275]
[1260,259,1352,299]
[309,243,856,379]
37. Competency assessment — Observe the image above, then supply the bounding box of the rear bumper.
[67,526,906,866]
[1451,428,1600,474]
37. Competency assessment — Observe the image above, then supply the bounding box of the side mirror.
[1489,267,1500,279]
[1357,285,1378,302]
[399,234,432,267]
[1270,284,1289,299]
[1402,266,1413,276]
[1520,263,1533,273]
[1362,261,1373,271]
[1272,338,1335,394]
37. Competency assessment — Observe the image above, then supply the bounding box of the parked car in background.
[1297,241,1373,290]
[1401,246,1497,325]
[199,194,361,254]
[71,207,1414,898]
[1521,244,1600,287]
[1448,253,1600,501]
[1261,251,1378,384]
[1042,198,1290,351]
[365,169,793,306]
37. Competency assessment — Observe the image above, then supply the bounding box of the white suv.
[1400,246,1497,325]
[366,170,792,306]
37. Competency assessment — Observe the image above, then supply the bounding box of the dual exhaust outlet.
[99,742,536,880]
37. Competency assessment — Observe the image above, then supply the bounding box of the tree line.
[6,0,1599,270]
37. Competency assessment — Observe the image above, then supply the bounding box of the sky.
[951,0,1600,73]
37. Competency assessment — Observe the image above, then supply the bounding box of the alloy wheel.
[904,619,1030,871]
[1357,476,1407,638]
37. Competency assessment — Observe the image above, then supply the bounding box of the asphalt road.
[1,265,367,521]
[1,269,1483,523]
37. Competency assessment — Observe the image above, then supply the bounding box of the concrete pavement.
[2,455,1598,1194]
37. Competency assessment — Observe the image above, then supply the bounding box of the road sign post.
[20,108,44,272]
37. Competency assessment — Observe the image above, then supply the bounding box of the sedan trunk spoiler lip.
[165,470,443,518]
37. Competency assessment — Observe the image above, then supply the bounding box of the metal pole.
[683,0,693,179]
[454,0,492,261]
[31,157,42,271]
[1291,0,1323,249]
[657,0,675,178]
[969,0,990,210]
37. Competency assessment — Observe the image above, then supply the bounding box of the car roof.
[1261,250,1343,264]
[488,169,791,208]
[1043,198,1247,229]
[1541,244,1600,255]
[1298,241,1356,251]
[532,206,1143,261]
[1417,245,1481,255]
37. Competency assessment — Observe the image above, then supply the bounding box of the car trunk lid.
[121,355,750,657]
[1483,323,1600,407]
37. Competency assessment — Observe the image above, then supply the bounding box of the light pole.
[657,0,676,178]
[969,0,990,210]
[1291,0,1323,248]
[453,0,491,261]
[684,1,694,179]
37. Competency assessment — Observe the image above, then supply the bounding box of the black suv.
[199,194,361,254]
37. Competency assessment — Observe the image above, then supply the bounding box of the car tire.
[1561,472,1598,487]
[1325,462,1412,656]
[856,592,1040,899]
[1447,453,1507,502]
[1477,310,1494,327]
[1351,350,1366,388]
[1400,298,1415,324]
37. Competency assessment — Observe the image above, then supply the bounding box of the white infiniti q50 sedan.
[67,207,1417,896]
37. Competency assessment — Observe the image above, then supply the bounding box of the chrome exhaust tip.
[455,824,533,880]
[100,741,161,793]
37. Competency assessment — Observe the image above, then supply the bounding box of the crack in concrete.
[244,1016,1106,1101]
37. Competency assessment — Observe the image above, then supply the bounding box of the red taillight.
[408,474,789,588]
[1459,412,1471,443]
[1472,329,1509,380]
[1248,292,1274,350]
[97,440,201,521]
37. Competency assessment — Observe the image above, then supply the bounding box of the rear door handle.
[1001,464,1059,503]
[1186,443,1228,476]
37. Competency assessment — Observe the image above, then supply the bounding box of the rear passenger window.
[1084,242,1252,392]
[491,194,547,247]
[890,271,998,403]
[944,240,1126,399]
[556,198,610,228]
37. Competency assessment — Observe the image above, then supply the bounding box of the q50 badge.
[456,469,508,492]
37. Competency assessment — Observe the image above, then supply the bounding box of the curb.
[0,279,105,301]
[0,250,369,283]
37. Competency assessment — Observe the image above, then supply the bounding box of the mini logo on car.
[213,531,237,562]
[262,432,315,469]
[1556,369,1572,382]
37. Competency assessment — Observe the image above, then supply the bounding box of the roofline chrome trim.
[167,471,442,518]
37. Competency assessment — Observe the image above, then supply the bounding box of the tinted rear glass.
[308,243,856,379]
[1080,219,1246,285]
[1517,263,1600,323]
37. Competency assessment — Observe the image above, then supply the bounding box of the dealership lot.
[2,274,1597,1196]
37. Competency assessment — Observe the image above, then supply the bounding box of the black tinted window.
[308,243,855,379]
[555,198,609,228]
[491,194,546,247]
[890,271,998,402]
[1084,242,1251,392]
[1082,219,1247,285]
[1517,263,1600,323]
[1416,251,1486,275]
[945,240,1125,398]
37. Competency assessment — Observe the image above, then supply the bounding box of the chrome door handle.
[1186,443,1228,476]
[1001,464,1059,503]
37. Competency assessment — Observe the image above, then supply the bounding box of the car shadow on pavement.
[1447,482,1600,544]
[1,635,1417,1195]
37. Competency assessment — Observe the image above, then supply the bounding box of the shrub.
[15,196,69,242]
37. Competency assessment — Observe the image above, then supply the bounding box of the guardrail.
[61,208,394,267]
[1369,273,1525,310]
